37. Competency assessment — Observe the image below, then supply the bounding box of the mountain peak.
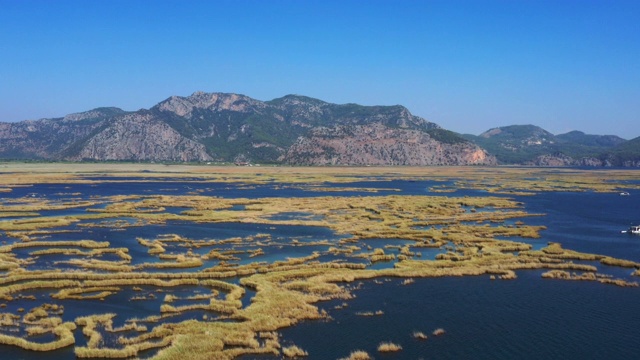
[268,94,329,106]
[479,124,552,139]
[556,130,627,148]
[62,107,126,122]
[561,130,585,136]
[154,92,264,117]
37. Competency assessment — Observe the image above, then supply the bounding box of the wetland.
[0,164,639,359]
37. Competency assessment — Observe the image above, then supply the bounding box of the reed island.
[0,164,639,359]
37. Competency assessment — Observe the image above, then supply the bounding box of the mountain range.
[463,125,640,167]
[1,92,638,167]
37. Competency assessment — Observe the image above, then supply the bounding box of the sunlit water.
[2,178,639,359]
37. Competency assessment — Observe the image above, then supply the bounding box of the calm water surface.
[2,178,640,359]
[279,188,640,359]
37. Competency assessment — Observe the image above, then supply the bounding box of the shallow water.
[2,176,640,359]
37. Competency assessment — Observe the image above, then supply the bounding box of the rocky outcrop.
[69,113,212,162]
[621,159,640,167]
[284,123,496,166]
[527,153,575,167]
[0,119,103,159]
[155,92,266,118]
[576,157,607,167]
[527,153,611,167]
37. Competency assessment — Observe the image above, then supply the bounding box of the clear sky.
[1,0,639,138]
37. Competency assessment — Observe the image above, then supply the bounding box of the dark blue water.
[518,191,640,263]
[278,189,640,359]
[2,177,640,359]
[281,274,640,360]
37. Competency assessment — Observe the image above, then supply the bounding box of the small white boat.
[620,192,630,196]
[622,225,640,234]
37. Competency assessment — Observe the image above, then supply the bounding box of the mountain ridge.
[2,94,639,166]
[462,124,639,166]
[0,92,495,166]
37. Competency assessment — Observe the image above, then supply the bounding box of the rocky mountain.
[0,92,495,166]
[0,107,125,159]
[463,125,637,166]
[66,111,213,162]
[284,124,491,166]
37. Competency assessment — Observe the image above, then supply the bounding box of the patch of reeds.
[52,286,120,300]
[402,278,415,285]
[282,344,308,357]
[339,350,371,360]
[29,247,132,261]
[139,256,203,270]
[0,321,75,351]
[3,166,640,358]
[0,280,81,301]
[0,240,110,253]
[0,211,40,218]
[0,216,79,231]
[377,341,402,352]
[541,270,638,287]
[137,237,166,254]
[600,257,640,268]
[355,310,384,317]
[0,312,20,326]
[413,331,428,340]
[55,259,135,272]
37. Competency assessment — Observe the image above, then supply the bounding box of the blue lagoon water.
[277,189,640,360]
[281,274,640,360]
[2,176,640,359]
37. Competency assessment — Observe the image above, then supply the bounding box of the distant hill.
[605,136,640,167]
[463,125,637,166]
[555,131,626,148]
[0,92,495,166]
[462,125,557,164]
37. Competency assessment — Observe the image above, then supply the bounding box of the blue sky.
[1,0,639,138]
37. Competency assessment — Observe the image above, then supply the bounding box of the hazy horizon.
[1,0,638,138]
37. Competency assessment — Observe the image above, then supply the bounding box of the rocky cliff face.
[527,154,632,167]
[156,92,267,118]
[0,118,103,159]
[285,123,495,165]
[68,113,212,162]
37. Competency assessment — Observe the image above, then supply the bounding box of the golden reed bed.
[0,164,639,359]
